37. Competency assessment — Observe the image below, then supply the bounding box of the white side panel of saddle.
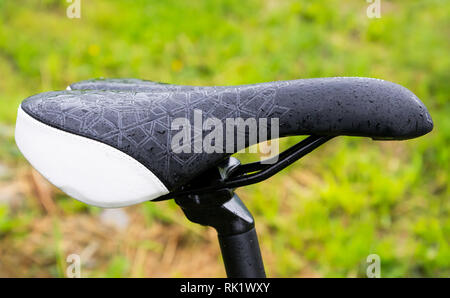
[15,106,169,208]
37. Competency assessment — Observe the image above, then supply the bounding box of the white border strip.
[15,106,169,208]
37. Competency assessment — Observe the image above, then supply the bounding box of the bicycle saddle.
[15,77,433,207]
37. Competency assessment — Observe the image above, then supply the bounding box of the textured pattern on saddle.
[22,77,433,190]
[22,83,291,189]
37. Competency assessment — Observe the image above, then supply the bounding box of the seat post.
[216,195,266,278]
[174,158,266,278]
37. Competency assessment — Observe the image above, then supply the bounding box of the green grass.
[0,0,448,277]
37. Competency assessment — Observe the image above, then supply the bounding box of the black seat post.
[175,158,266,278]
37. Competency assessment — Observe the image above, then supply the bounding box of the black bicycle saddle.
[15,77,433,207]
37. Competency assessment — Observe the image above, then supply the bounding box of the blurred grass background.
[0,0,448,277]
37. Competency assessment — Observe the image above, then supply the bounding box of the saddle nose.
[306,77,435,140]
[372,79,434,140]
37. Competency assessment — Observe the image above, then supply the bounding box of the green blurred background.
[0,0,448,277]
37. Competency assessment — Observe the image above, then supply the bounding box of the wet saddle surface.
[15,77,433,207]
